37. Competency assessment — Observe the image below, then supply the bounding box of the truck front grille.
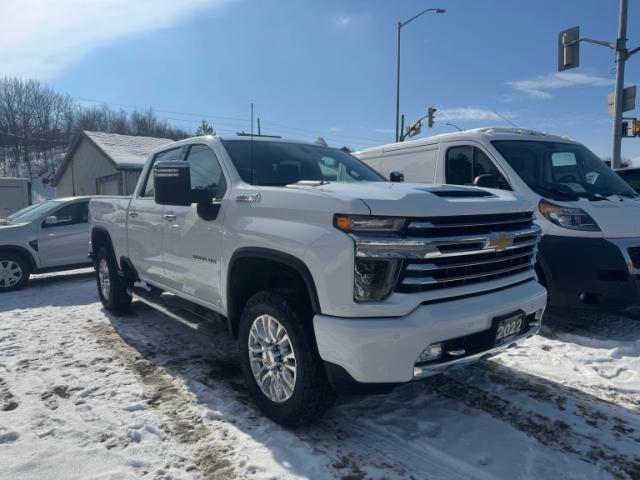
[395,212,539,293]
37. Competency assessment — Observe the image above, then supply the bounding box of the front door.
[162,144,227,309]
[127,147,183,285]
[37,200,91,268]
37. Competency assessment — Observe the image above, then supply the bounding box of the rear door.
[162,144,227,309]
[127,147,183,285]
[37,200,91,268]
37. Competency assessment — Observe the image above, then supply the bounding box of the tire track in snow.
[439,364,640,480]
[89,321,239,480]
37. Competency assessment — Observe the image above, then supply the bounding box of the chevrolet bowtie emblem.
[487,235,513,251]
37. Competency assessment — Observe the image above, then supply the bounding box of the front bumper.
[538,235,640,309]
[313,279,547,384]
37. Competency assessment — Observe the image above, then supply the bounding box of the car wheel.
[96,247,131,312]
[0,253,30,292]
[238,290,335,427]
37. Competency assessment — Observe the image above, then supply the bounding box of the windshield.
[5,200,62,225]
[221,140,385,186]
[492,140,637,199]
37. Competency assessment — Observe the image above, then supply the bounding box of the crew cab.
[0,197,93,292]
[355,128,640,311]
[89,135,547,426]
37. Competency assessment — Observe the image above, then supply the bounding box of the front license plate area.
[493,311,525,347]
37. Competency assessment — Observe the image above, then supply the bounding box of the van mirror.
[154,161,194,206]
[389,171,405,183]
[473,174,500,189]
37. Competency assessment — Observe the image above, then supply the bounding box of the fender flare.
[227,247,321,314]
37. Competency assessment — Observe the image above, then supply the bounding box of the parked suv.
[90,135,547,425]
[0,197,93,292]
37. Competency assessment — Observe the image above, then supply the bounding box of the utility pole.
[559,0,640,169]
[394,8,445,143]
[612,0,628,169]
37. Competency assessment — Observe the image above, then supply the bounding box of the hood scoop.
[414,186,495,198]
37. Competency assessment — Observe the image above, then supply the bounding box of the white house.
[53,131,175,197]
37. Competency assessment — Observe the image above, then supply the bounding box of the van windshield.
[492,140,637,200]
[221,140,385,186]
[5,200,61,225]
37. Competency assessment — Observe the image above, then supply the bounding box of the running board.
[129,286,222,332]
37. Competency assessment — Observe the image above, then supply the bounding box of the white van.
[0,177,31,218]
[354,127,640,310]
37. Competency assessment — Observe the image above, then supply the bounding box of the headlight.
[538,199,600,231]
[354,258,401,301]
[334,214,405,233]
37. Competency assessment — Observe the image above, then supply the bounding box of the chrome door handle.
[235,193,261,203]
[163,214,176,222]
[128,211,138,218]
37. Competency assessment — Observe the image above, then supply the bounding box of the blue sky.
[2,0,640,158]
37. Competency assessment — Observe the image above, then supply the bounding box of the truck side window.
[140,147,183,197]
[446,146,510,189]
[186,145,227,199]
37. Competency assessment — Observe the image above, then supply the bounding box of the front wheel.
[0,253,30,292]
[96,247,131,312]
[238,291,335,427]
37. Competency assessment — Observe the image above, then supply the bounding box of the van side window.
[446,146,510,190]
[185,145,227,199]
[140,148,183,198]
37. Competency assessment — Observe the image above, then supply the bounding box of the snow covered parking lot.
[1,271,639,480]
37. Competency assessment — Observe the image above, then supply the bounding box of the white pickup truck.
[89,134,547,426]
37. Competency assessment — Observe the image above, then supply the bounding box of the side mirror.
[473,174,499,189]
[44,215,58,226]
[389,171,405,183]
[154,161,194,206]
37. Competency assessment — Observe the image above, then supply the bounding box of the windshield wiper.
[529,185,579,200]
[600,191,638,199]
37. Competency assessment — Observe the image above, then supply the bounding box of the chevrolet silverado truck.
[89,134,547,426]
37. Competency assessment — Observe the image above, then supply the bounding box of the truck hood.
[310,182,533,217]
[563,196,640,238]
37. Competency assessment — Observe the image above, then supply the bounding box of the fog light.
[416,343,443,363]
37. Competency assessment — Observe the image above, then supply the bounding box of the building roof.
[83,131,175,168]
[53,130,176,185]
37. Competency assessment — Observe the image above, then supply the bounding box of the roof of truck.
[355,127,578,155]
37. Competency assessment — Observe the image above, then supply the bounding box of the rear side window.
[140,147,183,197]
[445,146,510,189]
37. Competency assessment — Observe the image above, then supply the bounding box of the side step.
[129,285,223,332]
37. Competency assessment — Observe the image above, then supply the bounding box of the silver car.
[0,197,94,292]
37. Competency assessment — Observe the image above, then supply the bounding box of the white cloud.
[0,0,231,79]
[507,72,613,99]
[334,15,351,27]
[437,107,511,122]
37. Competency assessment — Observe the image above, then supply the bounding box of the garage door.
[96,174,121,195]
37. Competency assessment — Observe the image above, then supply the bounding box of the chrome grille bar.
[408,217,532,230]
[402,262,534,286]
[405,249,535,273]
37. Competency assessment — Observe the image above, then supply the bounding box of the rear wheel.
[238,291,335,427]
[96,247,131,312]
[0,253,30,292]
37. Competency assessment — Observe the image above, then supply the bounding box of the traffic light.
[623,121,629,137]
[633,119,640,136]
[558,26,580,71]
[427,107,436,128]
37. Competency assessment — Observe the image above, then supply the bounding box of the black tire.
[238,290,335,427]
[0,253,30,292]
[95,246,131,312]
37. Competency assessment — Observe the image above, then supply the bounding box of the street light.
[395,7,446,142]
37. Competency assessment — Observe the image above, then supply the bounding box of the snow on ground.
[1,271,639,480]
